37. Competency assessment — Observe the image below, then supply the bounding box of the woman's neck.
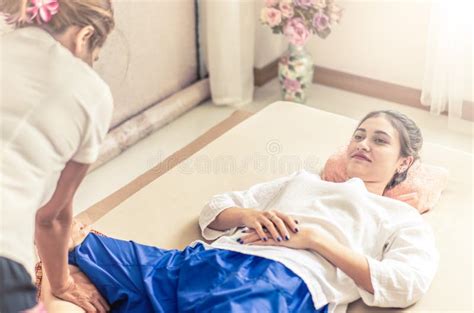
[363,181,386,196]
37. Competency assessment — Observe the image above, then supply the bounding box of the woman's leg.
[67,223,327,313]
[68,228,201,313]
[176,249,326,313]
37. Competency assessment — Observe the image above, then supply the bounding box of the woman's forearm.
[308,237,374,294]
[208,207,248,231]
[35,204,73,293]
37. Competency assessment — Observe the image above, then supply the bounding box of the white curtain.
[420,0,473,119]
[199,0,255,106]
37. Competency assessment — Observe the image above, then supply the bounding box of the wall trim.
[254,59,279,87]
[254,62,473,122]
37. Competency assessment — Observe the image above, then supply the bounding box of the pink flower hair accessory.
[27,0,59,24]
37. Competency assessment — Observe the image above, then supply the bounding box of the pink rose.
[264,0,279,7]
[295,0,315,9]
[261,7,282,27]
[279,2,294,18]
[312,12,330,31]
[284,17,310,46]
[284,78,301,92]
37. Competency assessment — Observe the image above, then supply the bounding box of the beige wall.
[2,2,472,101]
[254,0,472,101]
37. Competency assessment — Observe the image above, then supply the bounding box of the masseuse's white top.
[198,170,439,313]
[0,27,113,275]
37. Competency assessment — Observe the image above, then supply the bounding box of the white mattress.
[46,102,474,312]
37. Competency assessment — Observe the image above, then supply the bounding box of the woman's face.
[346,116,412,188]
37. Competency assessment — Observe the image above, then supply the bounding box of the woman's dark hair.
[356,110,423,192]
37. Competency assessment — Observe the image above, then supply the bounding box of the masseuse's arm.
[35,161,89,293]
[35,161,88,293]
[35,160,109,312]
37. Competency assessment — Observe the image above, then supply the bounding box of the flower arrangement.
[260,0,343,46]
[259,0,343,103]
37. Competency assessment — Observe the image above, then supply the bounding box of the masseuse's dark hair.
[356,110,423,192]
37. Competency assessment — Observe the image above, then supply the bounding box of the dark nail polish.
[295,220,299,224]
[239,240,244,244]
[237,238,242,242]
[285,235,290,240]
[295,228,299,233]
[263,237,268,241]
[277,237,282,242]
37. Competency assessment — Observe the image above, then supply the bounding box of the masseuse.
[0,0,115,312]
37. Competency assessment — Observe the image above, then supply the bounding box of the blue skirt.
[69,233,328,313]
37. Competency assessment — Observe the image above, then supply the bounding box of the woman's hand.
[53,266,110,313]
[240,209,299,242]
[238,226,336,251]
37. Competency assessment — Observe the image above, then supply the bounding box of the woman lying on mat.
[67,110,438,313]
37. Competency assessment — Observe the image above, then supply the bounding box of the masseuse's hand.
[53,267,110,313]
[240,209,299,242]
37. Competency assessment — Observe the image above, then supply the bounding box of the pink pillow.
[321,146,449,214]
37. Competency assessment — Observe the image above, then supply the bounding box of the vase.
[278,44,314,104]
